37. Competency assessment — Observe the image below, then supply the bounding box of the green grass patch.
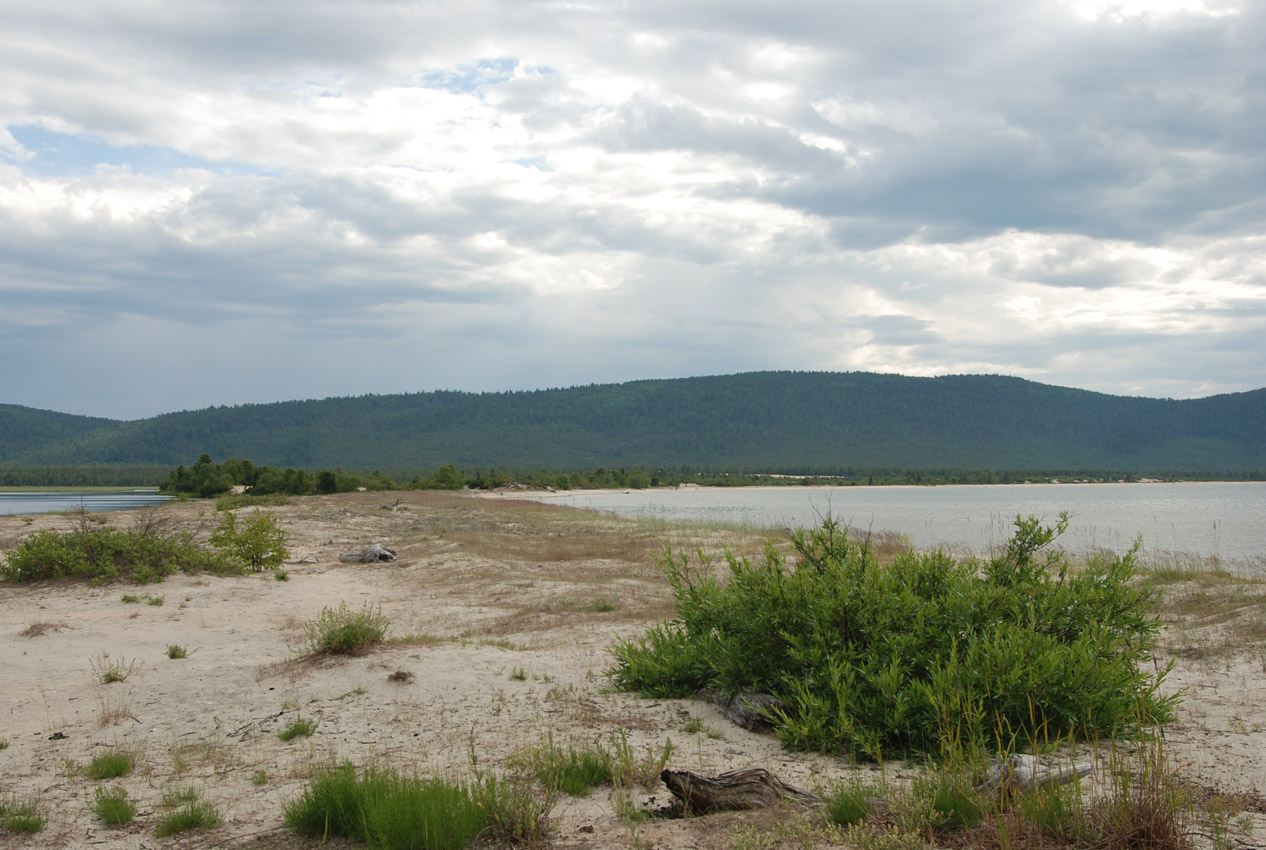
[277,717,318,741]
[166,644,188,659]
[610,515,1176,760]
[86,748,136,780]
[511,735,613,796]
[0,796,45,834]
[155,788,221,837]
[825,778,886,827]
[284,763,490,850]
[91,786,136,827]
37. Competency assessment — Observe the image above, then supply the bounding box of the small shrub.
[166,644,188,659]
[209,511,289,572]
[275,568,289,581]
[121,594,141,603]
[92,785,136,827]
[87,748,136,780]
[277,717,318,742]
[304,602,389,655]
[251,769,268,786]
[146,594,164,606]
[91,652,138,684]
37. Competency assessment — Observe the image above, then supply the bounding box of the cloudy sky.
[1,0,1262,420]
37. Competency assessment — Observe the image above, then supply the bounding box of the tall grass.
[284,762,547,850]
[610,515,1176,759]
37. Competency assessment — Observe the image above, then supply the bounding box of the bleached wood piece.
[975,753,1094,795]
[339,544,398,563]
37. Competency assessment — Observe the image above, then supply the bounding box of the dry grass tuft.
[19,622,66,637]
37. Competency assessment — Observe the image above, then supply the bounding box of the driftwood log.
[660,767,821,813]
[701,689,784,732]
[975,753,1094,794]
[339,544,398,563]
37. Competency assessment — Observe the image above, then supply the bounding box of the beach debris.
[975,753,1094,795]
[660,766,820,813]
[701,688,783,732]
[380,498,405,511]
[339,544,398,563]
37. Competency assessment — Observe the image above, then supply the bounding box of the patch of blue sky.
[6,125,271,178]
[421,57,519,93]
[513,156,554,172]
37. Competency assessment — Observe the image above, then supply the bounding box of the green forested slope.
[2,372,1263,472]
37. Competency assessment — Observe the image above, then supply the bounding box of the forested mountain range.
[3,372,1264,474]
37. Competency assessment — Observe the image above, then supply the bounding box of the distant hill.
[2,372,1264,473]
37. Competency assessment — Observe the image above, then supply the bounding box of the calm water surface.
[538,482,1265,566]
[0,491,172,516]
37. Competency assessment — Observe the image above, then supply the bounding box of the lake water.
[0,491,172,516]
[536,482,1266,567]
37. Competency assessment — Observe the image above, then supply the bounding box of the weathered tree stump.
[975,753,1094,795]
[660,767,821,813]
[339,544,398,563]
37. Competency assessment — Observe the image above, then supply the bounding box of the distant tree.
[316,470,338,494]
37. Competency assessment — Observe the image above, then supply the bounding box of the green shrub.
[92,786,136,827]
[86,748,136,780]
[304,602,389,655]
[166,644,188,659]
[609,515,1176,759]
[1,526,228,584]
[209,511,289,572]
[284,763,490,850]
[214,493,292,511]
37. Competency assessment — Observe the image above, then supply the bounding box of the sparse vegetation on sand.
[610,514,1176,759]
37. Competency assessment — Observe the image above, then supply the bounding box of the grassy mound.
[609,515,1176,759]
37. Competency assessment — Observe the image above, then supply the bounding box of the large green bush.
[609,515,1176,760]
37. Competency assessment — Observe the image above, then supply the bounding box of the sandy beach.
[2,491,1263,849]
